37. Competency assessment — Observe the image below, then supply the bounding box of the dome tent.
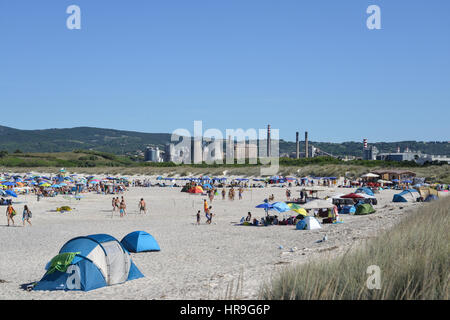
[392,189,419,202]
[33,234,144,291]
[296,216,321,230]
[121,231,161,253]
[355,203,376,215]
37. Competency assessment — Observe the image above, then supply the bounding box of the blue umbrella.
[256,203,273,210]
[5,190,17,198]
[203,183,213,189]
[271,202,291,213]
[2,182,16,186]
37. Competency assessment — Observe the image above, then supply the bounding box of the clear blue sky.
[0,0,449,142]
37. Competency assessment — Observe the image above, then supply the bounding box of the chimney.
[267,125,271,157]
[296,132,299,159]
[363,138,368,149]
[305,131,309,158]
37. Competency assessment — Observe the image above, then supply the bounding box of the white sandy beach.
[0,177,442,300]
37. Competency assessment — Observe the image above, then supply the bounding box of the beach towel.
[46,252,80,275]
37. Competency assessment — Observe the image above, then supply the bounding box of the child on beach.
[22,205,32,226]
[196,210,201,225]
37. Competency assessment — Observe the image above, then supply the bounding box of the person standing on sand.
[203,199,208,214]
[115,197,120,211]
[22,205,32,226]
[238,187,243,200]
[119,200,126,217]
[139,198,147,214]
[6,204,16,226]
[222,188,226,200]
[196,210,201,225]
[112,197,117,212]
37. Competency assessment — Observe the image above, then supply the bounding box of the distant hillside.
[279,140,450,157]
[0,125,448,157]
[0,126,172,154]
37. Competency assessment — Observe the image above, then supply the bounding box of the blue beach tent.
[34,234,143,291]
[355,187,374,196]
[121,231,161,253]
[392,189,419,203]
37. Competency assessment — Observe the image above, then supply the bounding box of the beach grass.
[259,196,450,300]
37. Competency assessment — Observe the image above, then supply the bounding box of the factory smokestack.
[363,138,368,149]
[305,131,309,158]
[296,132,299,159]
[267,125,271,157]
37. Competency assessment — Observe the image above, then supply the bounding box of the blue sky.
[0,0,449,142]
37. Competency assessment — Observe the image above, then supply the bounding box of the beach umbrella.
[51,184,60,188]
[271,202,291,213]
[287,203,308,216]
[5,190,17,198]
[2,181,16,186]
[40,183,51,187]
[202,183,213,189]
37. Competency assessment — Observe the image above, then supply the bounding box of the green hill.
[0,125,448,157]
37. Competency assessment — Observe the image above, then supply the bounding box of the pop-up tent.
[33,234,143,291]
[188,186,204,194]
[393,190,419,202]
[355,187,374,196]
[355,203,376,215]
[121,231,160,253]
[296,216,321,230]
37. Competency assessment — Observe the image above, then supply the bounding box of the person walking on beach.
[139,198,147,214]
[209,189,214,203]
[112,197,117,212]
[206,206,213,224]
[203,199,208,214]
[238,187,243,200]
[6,204,16,226]
[196,210,201,225]
[222,188,226,200]
[22,205,32,227]
[119,200,126,217]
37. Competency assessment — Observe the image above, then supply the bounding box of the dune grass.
[259,196,450,300]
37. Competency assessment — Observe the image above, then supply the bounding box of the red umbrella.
[341,193,365,199]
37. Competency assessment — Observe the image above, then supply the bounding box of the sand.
[0,177,443,300]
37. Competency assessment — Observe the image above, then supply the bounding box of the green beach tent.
[355,203,376,215]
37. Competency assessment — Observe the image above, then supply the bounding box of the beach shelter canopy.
[302,199,334,209]
[296,216,321,230]
[34,234,143,291]
[361,173,380,178]
[121,231,160,253]
[341,193,365,199]
[303,199,333,209]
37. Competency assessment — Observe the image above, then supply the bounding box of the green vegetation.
[1,125,449,157]
[259,196,450,300]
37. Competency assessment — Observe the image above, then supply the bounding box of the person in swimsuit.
[139,198,146,214]
[119,200,126,217]
[22,205,32,226]
[6,204,15,226]
[196,210,201,225]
